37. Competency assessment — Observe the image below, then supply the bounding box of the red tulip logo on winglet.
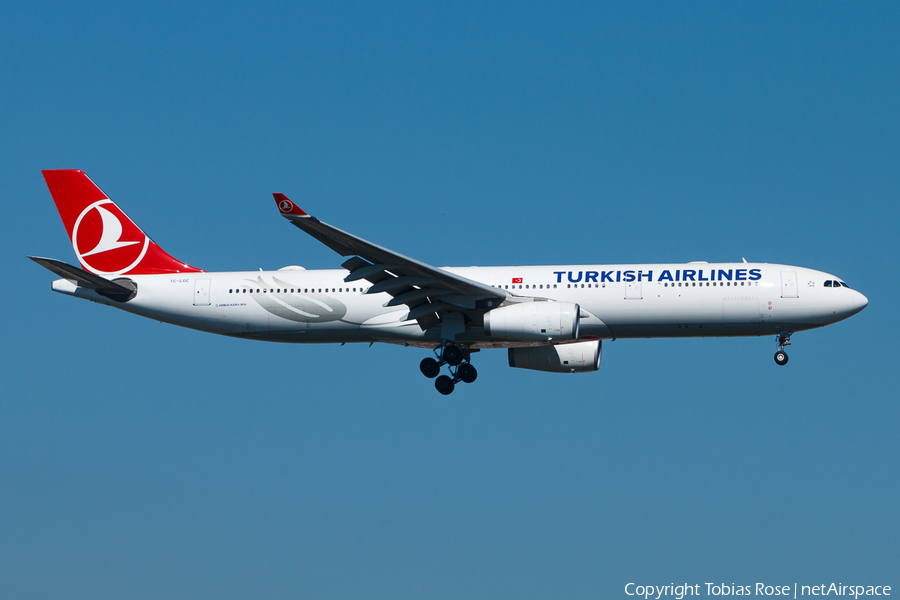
[273,193,307,216]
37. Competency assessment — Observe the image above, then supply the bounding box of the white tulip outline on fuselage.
[240,275,348,323]
[32,169,869,395]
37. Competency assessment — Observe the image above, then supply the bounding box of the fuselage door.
[625,281,642,299]
[780,271,798,298]
[193,278,211,306]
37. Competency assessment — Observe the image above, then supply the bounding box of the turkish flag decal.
[512,277,523,284]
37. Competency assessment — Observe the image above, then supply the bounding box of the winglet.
[273,193,308,218]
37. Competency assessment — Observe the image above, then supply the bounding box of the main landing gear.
[774,331,792,366]
[419,343,478,395]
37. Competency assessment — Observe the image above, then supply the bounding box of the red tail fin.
[42,170,202,276]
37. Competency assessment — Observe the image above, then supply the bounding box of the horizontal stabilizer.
[28,256,137,301]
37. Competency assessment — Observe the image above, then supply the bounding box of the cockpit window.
[825,280,851,289]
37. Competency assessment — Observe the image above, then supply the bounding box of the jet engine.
[508,340,601,373]
[483,301,580,342]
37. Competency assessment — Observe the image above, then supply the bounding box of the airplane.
[30,169,868,395]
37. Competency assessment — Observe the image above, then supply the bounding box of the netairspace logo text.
[625,583,891,600]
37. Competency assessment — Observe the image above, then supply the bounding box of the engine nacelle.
[508,340,601,373]
[483,301,580,342]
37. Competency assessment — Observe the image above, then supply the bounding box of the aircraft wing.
[273,194,508,329]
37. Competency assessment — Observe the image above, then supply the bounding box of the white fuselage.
[51,262,868,349]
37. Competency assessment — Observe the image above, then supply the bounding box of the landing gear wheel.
[435,375,455,395]
[458,363,478,384]
[443,345,463,366]
[420,357,440,378]
[774,351,788,366]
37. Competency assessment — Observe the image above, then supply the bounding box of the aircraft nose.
[848,290,868,316]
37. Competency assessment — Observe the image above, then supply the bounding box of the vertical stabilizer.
[42,170,202,276]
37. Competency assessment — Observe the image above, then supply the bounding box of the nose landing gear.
[774,332,792,366]
[420,344,478,395]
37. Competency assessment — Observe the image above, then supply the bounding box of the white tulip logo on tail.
[72,200,150,276]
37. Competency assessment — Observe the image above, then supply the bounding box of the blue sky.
[2,2,898,598]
